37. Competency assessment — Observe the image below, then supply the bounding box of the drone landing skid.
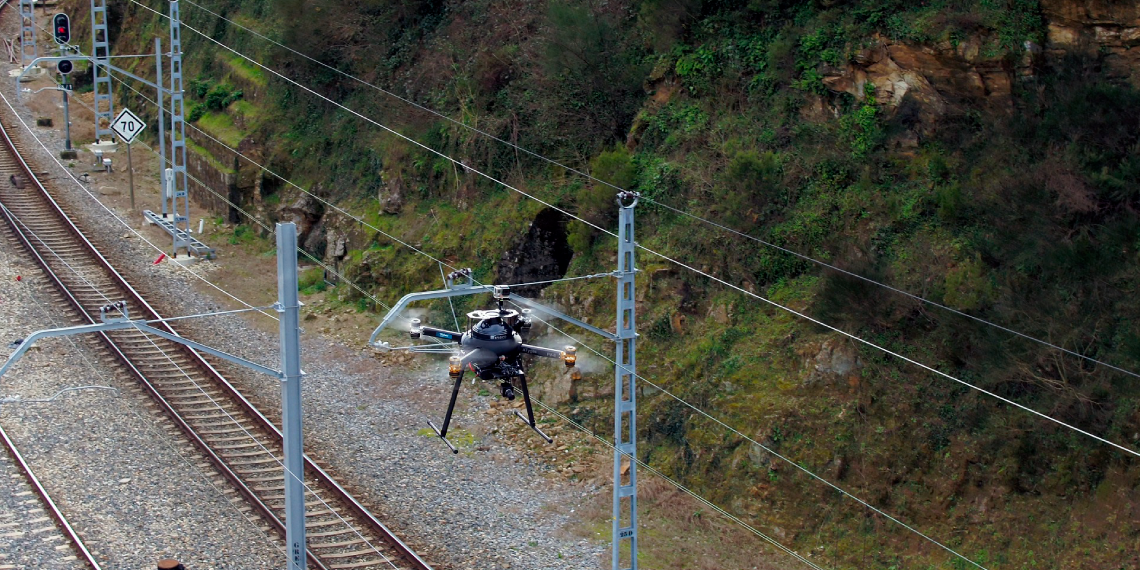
[427,370,553,453]
[513,373,553,444]
[427,420,459,454]
[514,410,553,443]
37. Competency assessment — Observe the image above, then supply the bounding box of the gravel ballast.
[0,7,609,570]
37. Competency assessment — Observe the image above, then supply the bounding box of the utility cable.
[134,0,1140,492]
[531,398,828,570]
[508,300,989,570]
[1,100,402,570]
[183,0,1140,384]
[0,88,278,322]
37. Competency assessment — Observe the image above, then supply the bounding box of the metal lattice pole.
[90,0,113,141]
[276,223,307,570]
[156,36,168,218]
[168,0,190,248]
[612,194,638,570]
[18,0,34,68]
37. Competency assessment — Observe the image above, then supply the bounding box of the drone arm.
[519,344,564,359]
[417,326,463,342]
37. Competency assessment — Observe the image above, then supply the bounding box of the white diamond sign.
[110,108,146,144]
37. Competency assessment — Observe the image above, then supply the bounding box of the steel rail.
[0,16,430,570]
[0,422,103,569]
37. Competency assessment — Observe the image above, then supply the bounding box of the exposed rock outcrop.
[802,338,862,388]
[278,192,326,256]
[378,174,404,215]
[1042,0,1140,84]
[822,34,1013,130]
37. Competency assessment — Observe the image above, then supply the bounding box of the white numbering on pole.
[110,108,146,144]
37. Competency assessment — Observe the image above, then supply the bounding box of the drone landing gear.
[513,374,553,444]
[428,370,553,453]
[427,370,465,454]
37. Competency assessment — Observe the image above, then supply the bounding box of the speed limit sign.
[110,108,146,143]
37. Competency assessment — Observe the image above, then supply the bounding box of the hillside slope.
[73,0,1140,567]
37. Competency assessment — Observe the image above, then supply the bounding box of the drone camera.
[448,355,462,378]
[562,346,577,367]
[409,318,422,339]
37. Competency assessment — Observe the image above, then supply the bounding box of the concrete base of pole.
[157,560,185,570]
[169,255,200,266]
[86,140,119,153]
[11,67,45,80]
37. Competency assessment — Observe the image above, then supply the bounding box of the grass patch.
[197,111,245,147]
[299,266,327,295]
[226,54,267,86]
[185,139,236,174]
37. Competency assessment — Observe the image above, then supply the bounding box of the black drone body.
[409,286,577,453]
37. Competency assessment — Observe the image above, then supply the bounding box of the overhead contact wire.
[156,7,1140,462]
[4,84,402,570]
[184,0,1140,383]
[508,301,989,570]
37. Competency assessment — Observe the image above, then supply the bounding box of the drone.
[405,284,578,453]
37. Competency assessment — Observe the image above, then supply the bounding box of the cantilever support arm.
[369,285,617,348]
[1,320,282,380]
[17,56,166,95]
[1,321,136,378]
[369,285,495,347]
[507,296,617,341]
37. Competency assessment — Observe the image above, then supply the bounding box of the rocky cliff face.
[821,0,1139,130]
[1043,0,1140,83]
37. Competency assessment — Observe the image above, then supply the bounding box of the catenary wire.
[119,11,1140,565]
[3,95,402,570]
[115,5,1136,564]
[0,226,288,559]
[181,0,1140,384]
[508,300,989,570]
[0,89,279,322]
[142,9,1140,462]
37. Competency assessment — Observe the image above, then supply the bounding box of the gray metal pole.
[127,143,135,210]
[62,89,71,150]
[156,37,167,217]
[276,222,307,570]
[612,193,638,570]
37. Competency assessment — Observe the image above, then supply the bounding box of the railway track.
[0,64,432,570]
[0,423,100,570]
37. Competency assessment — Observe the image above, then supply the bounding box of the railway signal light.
[57,59,73,75]
[52,13,70,44]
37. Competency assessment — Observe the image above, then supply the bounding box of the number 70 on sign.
[110,108,146,144]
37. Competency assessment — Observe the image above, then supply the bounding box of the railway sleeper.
[315,548,387,559]
[309,539,368,549]
[328,558,393,569]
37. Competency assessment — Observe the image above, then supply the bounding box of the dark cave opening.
[495,207,574,297]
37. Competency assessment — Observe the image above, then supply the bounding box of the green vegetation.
[100,0,1140,566]
[196,111,244,147]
